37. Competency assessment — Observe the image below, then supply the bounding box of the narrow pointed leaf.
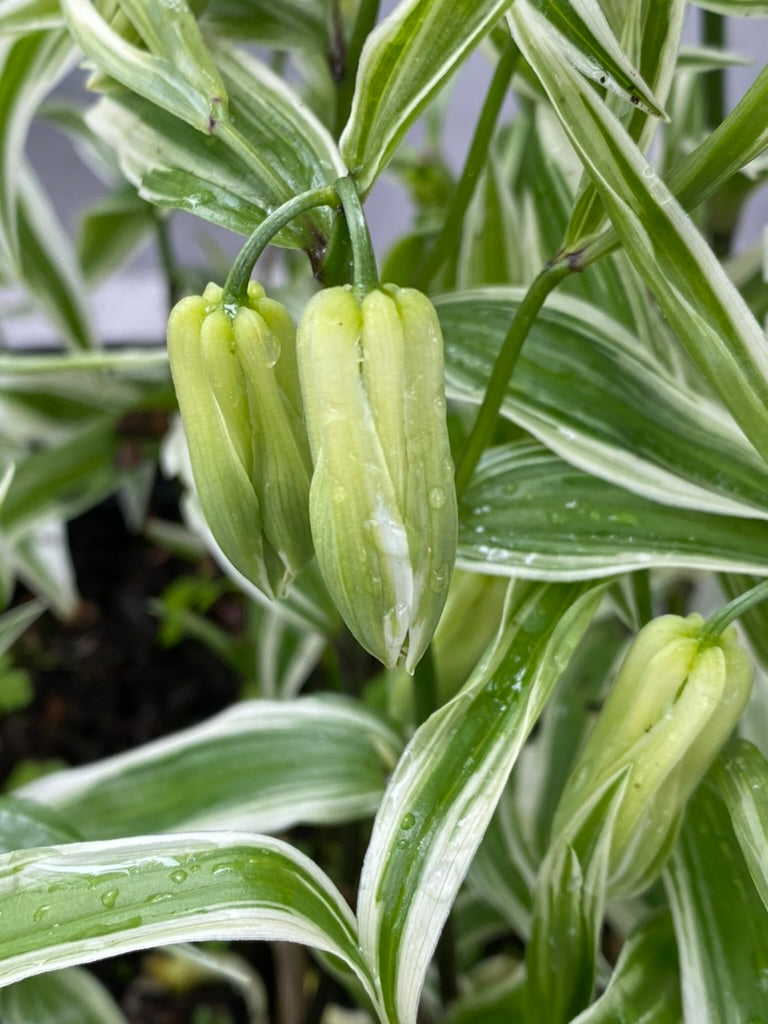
[19,697,402,838]
[571,913,682,1024]
[17,163,95,349]
[509,0,768,465]
[564,0,685,245]
[59,0,225,133]
[0,832,371,994]
[438,290,768,520]
[532,0,665,117]
[0,0,63,35]
[664,782,768,1023]
[525,773,628,1023]
[458,441,768,579]
[0,29,75,268]
[87,46,343,248]
[710,739,768,913]
[357,580,604,1024]
[340,0,516,193]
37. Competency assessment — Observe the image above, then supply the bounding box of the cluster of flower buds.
[167,281,313,600]
[552,612,752,898]
[167,279,457,672]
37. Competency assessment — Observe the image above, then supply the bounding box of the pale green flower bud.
[296,284,458,673]
[167,282,313,599]
[552,613,752,897]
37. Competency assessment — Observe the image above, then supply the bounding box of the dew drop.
[169,869,188,884]
[101,887,119,909]
[145,892,172,904]
[429,486,446,509]
[400,813,416,831]
[32,904,50,923]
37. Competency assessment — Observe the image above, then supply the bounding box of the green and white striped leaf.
[710,739,768,913]
[437,289,768,521]
[458,441,768,580]
[60,0,226,134]
[0,29,75,269]
[520,616,627,854]
[466,788,536,938]
[564,0,684,245]
[357,580,604,1024]
[668,62,768,213]
[0,348,170,413]
[0,967,128,1024]
[16,162,95,349]
[6,520,79,618]
[340,0,516,193]
[0,417,125,540]
[508,0,768,466]
[571,913,682,1024]
[341,0,663,192]
[664,782,768,1023]
[19,697,401,838]
[0,832,372,995]
[526,773,627,1023]
[87,46,343,249]
[532,0,665,117]
[0,0,62,35]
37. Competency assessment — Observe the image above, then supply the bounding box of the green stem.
[223,185,339,306]
[701,578,768,641]
[334,0,380,134]
[454,261,570,496]
[153,211,182,311]
[702,11,725,131]
[415,37,519,291]
[335,175,378,294]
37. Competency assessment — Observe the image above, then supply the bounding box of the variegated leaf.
[0,832,373,996]
[664,782,768,1022]
[509,1,768,465]
[357,580,604,1024]
[19,697,401,838]
[458,441,768,580]
[437,289,768,521]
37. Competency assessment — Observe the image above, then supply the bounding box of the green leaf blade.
[0,832,370,994]
[19,697,402,838]
[357,581,604,1024]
